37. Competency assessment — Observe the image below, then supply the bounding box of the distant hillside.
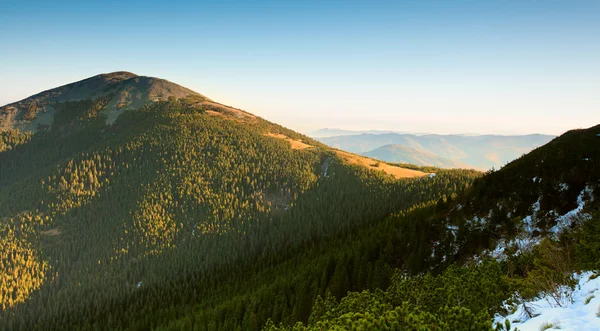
[318,133,555,169]
[0,71,207,131]
[363,144,472,169]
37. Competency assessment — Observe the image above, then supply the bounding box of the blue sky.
[1,0,599,135]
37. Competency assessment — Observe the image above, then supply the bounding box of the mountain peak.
[0,72,207,131]
[95,71,138,82]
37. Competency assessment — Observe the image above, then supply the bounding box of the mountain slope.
[155,129,599,330]
[363,144,473,169]
[3,73,593,331]
[0,73,479,330]
[267,125,600,330]
[318,133,555,169]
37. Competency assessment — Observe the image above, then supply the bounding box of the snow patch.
[137,281,143,288]
[467,215,488,230]
[495,271,600,331]
[520,198,541,234]
[489,235,543,261]
[484,198,542,261]
[430,241,440,258]
[483,186,595,262]
[447,224,459,237]
[550,186,594,236]
[559,183,569,191]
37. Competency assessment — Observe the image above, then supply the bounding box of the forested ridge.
[263,125,600,330]
[0,82,480,331]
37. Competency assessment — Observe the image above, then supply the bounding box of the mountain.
[2,72,598,330]
[363,144,473,169]
[0,73,479,330]
[318,132,556,169]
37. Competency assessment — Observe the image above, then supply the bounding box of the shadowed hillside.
[264,125,600,330]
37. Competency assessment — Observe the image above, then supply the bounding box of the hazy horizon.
[2,0,599,136]
[308,127,559,137]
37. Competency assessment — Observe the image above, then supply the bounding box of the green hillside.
[0,74,480,330]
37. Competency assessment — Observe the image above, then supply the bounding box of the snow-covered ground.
[550,186,594,236]
[495,271,600,331]
[479,186,594,262]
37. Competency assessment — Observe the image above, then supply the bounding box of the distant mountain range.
[363,144,471,169]
[310,128,498,138]
[317,133,556,169]
[310,128,411,138]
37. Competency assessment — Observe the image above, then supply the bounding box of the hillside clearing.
[203,102,256,122]
[264,133,314,150]
[334,150,429,178]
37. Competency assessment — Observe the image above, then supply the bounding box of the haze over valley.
[315,131,555,170]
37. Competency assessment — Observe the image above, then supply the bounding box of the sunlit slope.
[0,74,480,330]
[334,149,429,178]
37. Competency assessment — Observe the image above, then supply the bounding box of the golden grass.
[203,101,256,120]
[334,150,429,179]
[264,133,314,150]
[206,110,225,117]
